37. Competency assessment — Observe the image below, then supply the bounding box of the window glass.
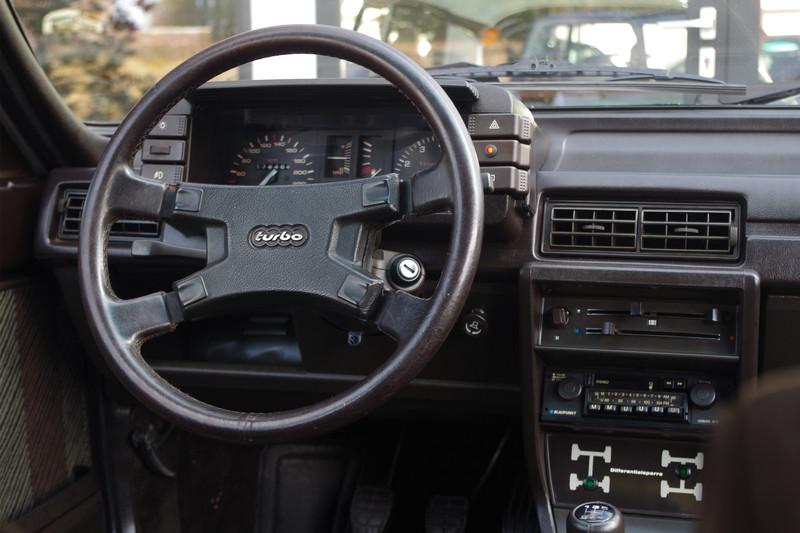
[11,0,800,120]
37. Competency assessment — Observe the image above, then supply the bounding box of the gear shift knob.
[567,502,624,533]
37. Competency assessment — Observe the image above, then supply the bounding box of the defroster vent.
[58,188,160,240]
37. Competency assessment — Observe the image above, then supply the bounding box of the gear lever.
[567,502,624,533]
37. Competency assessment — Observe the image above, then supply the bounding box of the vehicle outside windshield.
[11,0,800,121]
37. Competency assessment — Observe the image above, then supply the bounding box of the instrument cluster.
[188,106,443,187]
[225,130,441,186]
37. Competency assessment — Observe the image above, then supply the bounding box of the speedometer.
[227,133,314,185]
[393,135,441,179]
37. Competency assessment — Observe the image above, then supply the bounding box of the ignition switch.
[389,254,425,291]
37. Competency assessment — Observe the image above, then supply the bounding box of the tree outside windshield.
[11,0,800,121]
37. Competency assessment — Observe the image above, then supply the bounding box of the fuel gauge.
[324,136,354,178]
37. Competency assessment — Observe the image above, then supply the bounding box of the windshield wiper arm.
[719,81,800,105]
[428,59,741,87]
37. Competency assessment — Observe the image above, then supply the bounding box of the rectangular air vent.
[641,209,736,254]
[549,206,638,250]
[543,201,740,260]
[58,189,160,240]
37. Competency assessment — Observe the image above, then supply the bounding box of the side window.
[13,0,239,122]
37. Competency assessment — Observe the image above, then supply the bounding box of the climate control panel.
[542,368,734,430]
[538,296,739,358]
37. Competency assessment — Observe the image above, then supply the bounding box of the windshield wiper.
[427,59,746,94]
[719,81,800,105]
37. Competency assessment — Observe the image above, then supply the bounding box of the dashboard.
[33,78,800,533]
[188,104,443,186]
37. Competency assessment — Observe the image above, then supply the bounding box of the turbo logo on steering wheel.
[248,225,309,248]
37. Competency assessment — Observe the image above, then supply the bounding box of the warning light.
[484,144,498,157]
[728,335,735,342]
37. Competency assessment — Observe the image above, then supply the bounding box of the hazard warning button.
[467,113,533,143]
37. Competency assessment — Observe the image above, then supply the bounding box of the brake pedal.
[350,485,393,533]
[425,494,468,533]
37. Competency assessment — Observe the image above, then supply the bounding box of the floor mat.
[0,282,91,522]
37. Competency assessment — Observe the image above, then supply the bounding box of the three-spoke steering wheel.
[79,25,483,443]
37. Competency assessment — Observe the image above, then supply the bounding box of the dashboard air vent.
[543,201,740,260]
[549,205,637,251]
[641,208,736,254]
[58,189,160,240]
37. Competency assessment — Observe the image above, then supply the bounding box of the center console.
[521,262,760,533]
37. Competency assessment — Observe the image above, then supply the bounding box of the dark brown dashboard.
[30,77,800,533]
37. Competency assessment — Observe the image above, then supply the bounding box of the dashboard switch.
[141,164,184,184]
[149,115,189,138]
[142,139,185,163]
[467,113,533,142]
[474,140,530,168]
[480,167,529,197]
[462,308,488,338]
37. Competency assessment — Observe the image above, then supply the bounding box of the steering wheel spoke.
[104,164,171,220]
[406,165,454,217]
[107,291,182,346]
[373,290,432,343]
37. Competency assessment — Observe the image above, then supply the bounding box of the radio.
[542,368,733,429]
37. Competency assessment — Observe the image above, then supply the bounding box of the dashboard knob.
[557,377,583,401]
[462,308,488,338]
[550,307,571,328]
[689,382,717,408]
[390,254,424,289]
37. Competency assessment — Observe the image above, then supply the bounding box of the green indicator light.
[583,478,596,490]
[678,466,689,479]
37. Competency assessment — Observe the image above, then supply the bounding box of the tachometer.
[227,133,314,185]
[393,135,441,179]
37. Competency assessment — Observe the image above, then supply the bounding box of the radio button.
[587,403,602,413]
[651,406,666,416]
[603,404,618,413]
[634,405,650,415]
[619,405,633,415]
[666,406,683,417]
[675,378,687,390]
[663,378,675,390]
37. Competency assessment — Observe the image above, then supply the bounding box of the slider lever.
[705,307,723,323]
[601,322,618,336]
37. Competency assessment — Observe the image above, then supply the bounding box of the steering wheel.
[79,25,483,443]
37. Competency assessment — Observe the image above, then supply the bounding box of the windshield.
[11,0,800,121]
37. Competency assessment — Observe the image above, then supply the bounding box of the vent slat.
[640,208,734,254]
[548,206,638,251]
[545,203,738,259]
[58,189,160,240]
